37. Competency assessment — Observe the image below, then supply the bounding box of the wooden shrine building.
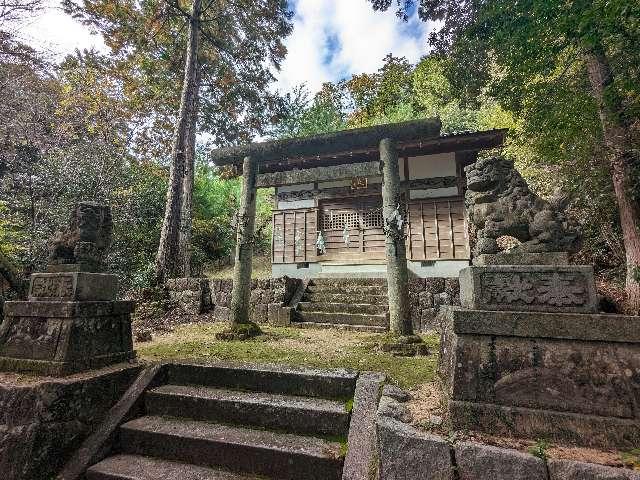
[210,118,506,279]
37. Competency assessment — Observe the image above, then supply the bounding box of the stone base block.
[0,300,135,376]
[459,265,597,313]
[440,307,640,449]
[28,272,118,302]
[473,251,570,266]
[212,305,230,322]
[449,401,640,450]
[267,304,292,326]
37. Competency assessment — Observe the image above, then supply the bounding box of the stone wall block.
[424,278,446,294]
[433,292,451,307]
[0,364,141,480]
[208,279,221,293]
[377,417,453,480]
[444,278,460,297]
[410,310,422,334]
[408,279,426,293]
[547,459,640,480]
[249,291,261,305]
[418,291,434,308]
[221,280,233,293]
[454,441,548,480]
[213,306,230,321]
[250,304,268,322]
[420,308,439,331]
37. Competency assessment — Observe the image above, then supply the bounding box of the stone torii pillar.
[380,138,427,354]
[217,155,261,340]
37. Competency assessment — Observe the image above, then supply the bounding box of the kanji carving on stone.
[480,271,588,307]
[537,272,586,306]
[482,273,535,304]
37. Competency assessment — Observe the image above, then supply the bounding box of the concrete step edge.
[145,385,350,436]
[164,362,357,400]
[86,454,262,480]
[291,322,388,333]
[119,416,344,480]
[297,311,388,327]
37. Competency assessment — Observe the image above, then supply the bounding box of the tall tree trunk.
[178,66,201,278]
[585,44,640,314]
[154,0,202,284]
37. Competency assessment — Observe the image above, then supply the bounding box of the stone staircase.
[86,363,356,480]
[294,278,389,332]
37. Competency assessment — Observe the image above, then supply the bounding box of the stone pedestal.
[440,256,640,449]
[459,265,598,313]
[0,272,135,376]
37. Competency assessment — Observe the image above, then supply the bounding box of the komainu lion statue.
[465,156,581,256]
[48,202,113,271]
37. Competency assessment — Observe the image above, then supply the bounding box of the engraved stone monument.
[441,254,640,449]
[0,202,135,375]
[438,166,640,449]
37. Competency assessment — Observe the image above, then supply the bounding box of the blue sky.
[276,0,434,93]
[17,0,434,95]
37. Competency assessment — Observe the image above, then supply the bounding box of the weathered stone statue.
[0,202,135,375]
[438,162,640,449]
[48,201,113,272]
[465,156,580,256]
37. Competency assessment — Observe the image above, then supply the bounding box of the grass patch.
[137,323,438,389]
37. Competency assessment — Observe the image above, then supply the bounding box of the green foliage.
[62,0,294,146]
[274,53,513,140]
[528,439,551,460]
[621,448,640,470]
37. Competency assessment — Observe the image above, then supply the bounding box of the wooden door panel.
[407,197,469,260]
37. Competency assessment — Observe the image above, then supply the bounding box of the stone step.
[298,301,388,315]
[119,416,344,480]
[296,311,388,327]
[291,321,387,333]
[310,278,387,286]
[302,292,388,305]
[164,362,357,400]
[306,284,388,296]
[86,454,263,480]
[145,385,350,437]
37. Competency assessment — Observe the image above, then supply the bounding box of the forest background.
[1,0,638,311]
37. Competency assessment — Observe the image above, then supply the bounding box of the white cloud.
[14,0,433,95]
[12,0,106,60]
[275,0,434,94]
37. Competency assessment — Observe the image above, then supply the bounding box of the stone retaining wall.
[165,276,302,325]
[0,363,142,480]
[376,386,640,480]
[166,278,212,315]
[210,277,301,325]
[408,278,460,332]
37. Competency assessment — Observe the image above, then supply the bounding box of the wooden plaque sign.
[351,176,368,190]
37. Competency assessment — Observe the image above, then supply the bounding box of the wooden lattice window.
[361,207,384,229]
[321,211,360,231]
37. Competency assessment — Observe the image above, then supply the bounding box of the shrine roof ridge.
[210,118,445,166]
